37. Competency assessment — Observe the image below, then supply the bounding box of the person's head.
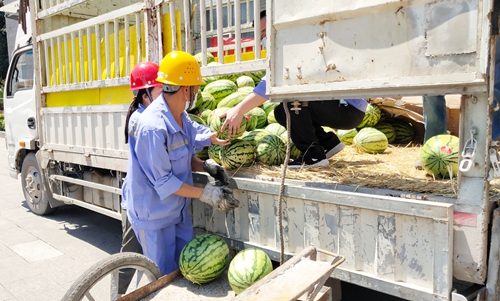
[156,51,204,111]
[125,62,162,144]
[130,62,163,107]
[259,10,266,40]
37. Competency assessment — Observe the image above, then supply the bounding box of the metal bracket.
[291,101,302,114]
[488,148,500,181]
[459,127,477,172]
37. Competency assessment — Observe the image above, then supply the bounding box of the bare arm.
[220,92,267,137]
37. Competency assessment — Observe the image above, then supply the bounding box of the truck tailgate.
[192,176,454,301]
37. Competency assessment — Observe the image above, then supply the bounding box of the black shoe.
[288,154,329,168]
[325,142,345,158]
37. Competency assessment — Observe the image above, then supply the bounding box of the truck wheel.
[61,252,163,301]
[21,153,56,215]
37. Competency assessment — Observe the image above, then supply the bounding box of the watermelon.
[198,108,212,124]
[256,134,286,165]
[208,144,222,164]
[203,79,238,104]
[353,127,388,154]
[260,101,279,116]
[247,107,267,129]
[378,108,391,124]
[238,86,255,94]
[196,147,209,160]
[179,234,229,284]
[210,113,249,140]
[265,123,286,137]
[374,122,396,143]
[188,113,206,125]
[387,118,415,144]
[236,75,255,88]
[246,114,259,131]
[207,107,231,126]
[420,134,459,178]
[217,90,251,109]
[227,248,273,294]
[322,126,336,133]
[197,91,217,111]
[267,110,277,124]
[241,129,272,147]
[357,104,381,129]
[220,139,255,169]
[337,128,358,145]
[245,70,265,85]
[194,51,216,66]
[279,132,301,159]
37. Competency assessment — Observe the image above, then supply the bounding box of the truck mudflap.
[192,176,454,301]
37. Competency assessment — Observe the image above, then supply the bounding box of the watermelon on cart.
[420,134,459,178]
[220,139,255,170]
[353,127,388,154]
[357,103,381,129]
[179,234,230,284]
[227,248,273,294]
[255,134,286,165]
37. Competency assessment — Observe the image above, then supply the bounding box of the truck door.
[4,48,37,176]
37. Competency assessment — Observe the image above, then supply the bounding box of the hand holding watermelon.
[200,183,239,211]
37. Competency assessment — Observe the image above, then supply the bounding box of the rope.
[278,102,292,265]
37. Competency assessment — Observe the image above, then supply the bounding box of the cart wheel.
[61,252,162,301]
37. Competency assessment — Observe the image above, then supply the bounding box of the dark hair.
[251,10,266,27]
[124,89,147,144]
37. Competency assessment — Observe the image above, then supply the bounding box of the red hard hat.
[130,62,162,91]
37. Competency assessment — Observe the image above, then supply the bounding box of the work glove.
[203,159,229,185]
[199,183,239,211]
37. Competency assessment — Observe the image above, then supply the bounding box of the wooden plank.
[237,258,335,301]
[118,270,181,301]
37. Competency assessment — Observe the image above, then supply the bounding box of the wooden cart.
[62,246,344,301]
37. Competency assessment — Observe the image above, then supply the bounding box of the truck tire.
[61,252,162,301]
[21,153,57,215]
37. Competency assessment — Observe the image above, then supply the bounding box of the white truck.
[3,0,500,300]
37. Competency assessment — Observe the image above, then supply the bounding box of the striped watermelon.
[267,110,277,124]
[208,144,222,164]
[179,234,229,284]
[378,108,391,123]
[337,128,358,145]
[197,109,212,124]
[387,118,415,144]
[203,79,238,104]
[247,107,267,129]
[256,134,286,165]
[353,127,388,154]
[260,101,279,116]
[238,86,254,94]
[194,51,215,66]
[217,90,251,109]
[420,134,459,178]
[265,123,286,136]
[197,91,217,111]
[227,248,273,294]
[374,122,396,143]
[246,114,258,131]
[196,147,209,160]
[244,70,265,86]
[188,113,206,125]
[241,129,272,147]
[220,139,255,169]
[279,132,301,159]
[207,107,231,126]
[357,104,381,129]
[210,113,249,140]
[236,75,255,88]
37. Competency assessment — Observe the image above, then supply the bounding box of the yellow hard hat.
[156,51,204,86]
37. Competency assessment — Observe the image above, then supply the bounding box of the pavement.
[0,136,122,301]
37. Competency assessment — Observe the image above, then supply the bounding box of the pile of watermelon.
[179,234,274,295]
[339,103,416,154]
[189,59,301,168]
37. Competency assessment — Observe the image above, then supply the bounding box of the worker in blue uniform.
[122,51,239,276]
